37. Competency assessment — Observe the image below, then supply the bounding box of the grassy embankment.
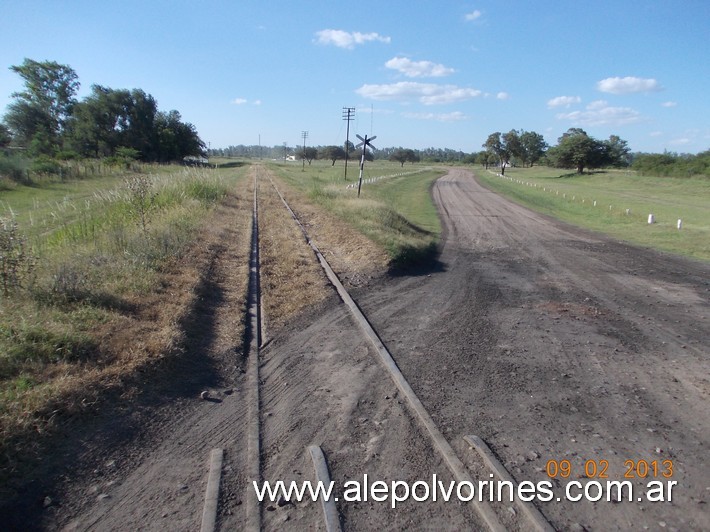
[268,159,445,268]
[0,163,246,451]
[476,166,710,261]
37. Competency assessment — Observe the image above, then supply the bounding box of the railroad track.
[202,165,555,531]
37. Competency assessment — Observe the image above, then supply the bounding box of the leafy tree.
[299,146,318,165]
[476,150,493,169]
[153,110,204,162]
[4,59,79,154]
[0,123,12,147]
[502,130,523,167]
[519,131,548,167]
[483,132,509,174]
[124,89,159,160]
[389,148,419,167]
[604,135,631,168]
[67,85,131,157]
[547,128,608,174]
[321,145,346,166]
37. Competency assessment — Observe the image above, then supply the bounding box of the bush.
[50,263,90,303]
[31,156,62,176]
[124,174,156,232]
[0,153,28,183]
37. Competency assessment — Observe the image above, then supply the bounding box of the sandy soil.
[3,167,708,531]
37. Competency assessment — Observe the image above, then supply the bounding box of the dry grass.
[255,166,331,333]
[0,174,253,491]
[259,167,389,287]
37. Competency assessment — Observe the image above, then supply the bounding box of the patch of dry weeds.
[260,168,389,287]
[0,178,253,497]
[256,166,331,333]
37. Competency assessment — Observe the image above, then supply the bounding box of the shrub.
[31,156,62,176]
[0,153,28,183]
[124,174,156,232]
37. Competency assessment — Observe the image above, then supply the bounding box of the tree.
[321,145,346,166]
[483,132,509,174]
[502,130,522,166]
[0,123,12,147]
[154,110,204,162]
[389,148,419,167]
[476,150,493,169]
[604,135,631,168]
[547,128,608,174]
[4,59,79,154]
[299,146,318,165]
[124,89,158,160]
[67,85,130,157]
[519,131,547,167]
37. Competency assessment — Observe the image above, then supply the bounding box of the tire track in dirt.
[354,167,710,531]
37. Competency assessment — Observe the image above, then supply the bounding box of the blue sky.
[1,0,708,153]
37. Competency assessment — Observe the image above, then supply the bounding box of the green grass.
[0,164,246,393]
[476,166,710,261]
[268,159,445,267]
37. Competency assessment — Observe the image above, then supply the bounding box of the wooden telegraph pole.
[301,131,308,171]
[355,133,376,197]
[342,107,355,180]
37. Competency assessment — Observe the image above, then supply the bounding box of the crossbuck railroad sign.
[355,134,376,197]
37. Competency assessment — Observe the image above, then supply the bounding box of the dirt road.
[353,168,709,529]
[11,166,709,531]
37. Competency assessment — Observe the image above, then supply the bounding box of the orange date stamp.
[546,459,674,480]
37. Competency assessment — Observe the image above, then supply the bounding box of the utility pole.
[301,131,308,171]
[342,107,355,180]
[355,134,376,197]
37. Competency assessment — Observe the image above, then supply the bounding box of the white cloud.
[556,100,643,126]
[596,76,663,94]
[232,98,261,106]
[649,131,662,137]
[496,92,510,100]
[661,101,677,107]
[547,95,581,108]
[402,111,468,122]
[465,10,482,21]
[355,82,483,105]
[385,57,455,78]
[314,29,391,49]
[669,137,691,145]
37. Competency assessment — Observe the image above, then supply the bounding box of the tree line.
[481,128,631,174]
[0,58,205,162]
[208,131,708,179]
